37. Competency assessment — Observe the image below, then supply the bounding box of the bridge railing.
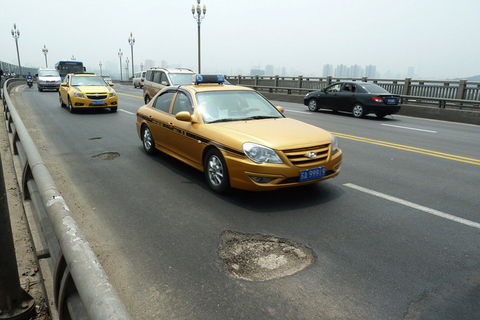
[225,75,480,109]
[2,79,132,320]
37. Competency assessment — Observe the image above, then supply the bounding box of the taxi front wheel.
[204,149,230,194]
[68,98,76,113]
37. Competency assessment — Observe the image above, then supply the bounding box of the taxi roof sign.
[195,74,225,85]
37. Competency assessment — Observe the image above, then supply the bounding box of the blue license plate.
[299,167,326,182]
[387,99,396,103]
[92,100,104,105]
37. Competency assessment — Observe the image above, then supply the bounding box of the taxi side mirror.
[175,111,193,122]
[61,83,67,87]
[109,82,114,86]
[276,106,284,113]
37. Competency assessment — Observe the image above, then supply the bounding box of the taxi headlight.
[109,91,116,98]
[243,142,283,164]
[331,134,339,155]
[73,91,84,98]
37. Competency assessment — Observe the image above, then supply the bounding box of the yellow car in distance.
[136,74,342,193]
[59,73,118,113]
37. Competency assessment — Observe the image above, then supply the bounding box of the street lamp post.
[125,57,130,81]
[99,61,102,75]
[11,23,22,76]
[42,45,48,68]
[191,0,206,74]
[118,48,123,80]
[128,32,135,79]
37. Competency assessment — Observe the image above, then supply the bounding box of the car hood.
[208,117,332,149]
[73,86,111,93]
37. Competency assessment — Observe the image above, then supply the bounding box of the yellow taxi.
[59,73,118,113]
[136,74,342,193]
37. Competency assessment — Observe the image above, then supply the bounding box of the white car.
[133,71,146,88]
[36,68,62,91]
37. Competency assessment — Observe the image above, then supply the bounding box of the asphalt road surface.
[9,83,480,319]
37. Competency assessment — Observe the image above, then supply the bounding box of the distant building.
[144,60,155,70]
[407,66,414,78]
[365,65,377,78]
[250,69,265,76]
[265,65,274,75]
[323,64,334,77]
[350,65,362,78]
[335,64,348,77]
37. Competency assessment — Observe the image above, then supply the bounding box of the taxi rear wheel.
[204,149,230,194]
[142,125,156,155]
[59,94,66,108]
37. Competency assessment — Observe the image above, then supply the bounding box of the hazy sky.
[1,0,479,79]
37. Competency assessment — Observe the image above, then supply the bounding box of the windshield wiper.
[208,118,238,124]
[242,116,280,120]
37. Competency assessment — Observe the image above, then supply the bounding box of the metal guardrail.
[225,75,480,110]
[2,79,132,320]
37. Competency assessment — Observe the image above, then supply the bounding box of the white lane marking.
[344,183,480,230]
[119,109,135,115]
[381,124,437,133]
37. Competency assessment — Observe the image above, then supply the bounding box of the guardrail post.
[362,77,368,82]
[456,79,467,100]
[326,76,332,86]
[237,75,241,85]
[254,75,259,86]
[403,78,412,96]
[298,75,303,94]
[0,154,35,319]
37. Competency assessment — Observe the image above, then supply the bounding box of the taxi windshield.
[71,76,107,86]
[196,91,284,123]
[169,73,194,85]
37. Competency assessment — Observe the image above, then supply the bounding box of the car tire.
[204,148,230,194]
[307,98,319,112]
[142,125,156,155]
[145,96,151,104]
[68,98,76,113]
[375,113,386,119]
[59,94,66,108]
[134,83,137,88]
[110,107,118,112]
[352,103,366,118]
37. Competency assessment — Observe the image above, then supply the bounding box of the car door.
[60,74,70,104]
[147,90,176,150]
[322,83,342,109]
[336,83,357,111]
[164,90,203,167]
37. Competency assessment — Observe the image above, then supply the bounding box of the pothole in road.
[218,230,316,281]
[91,152,120,161]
